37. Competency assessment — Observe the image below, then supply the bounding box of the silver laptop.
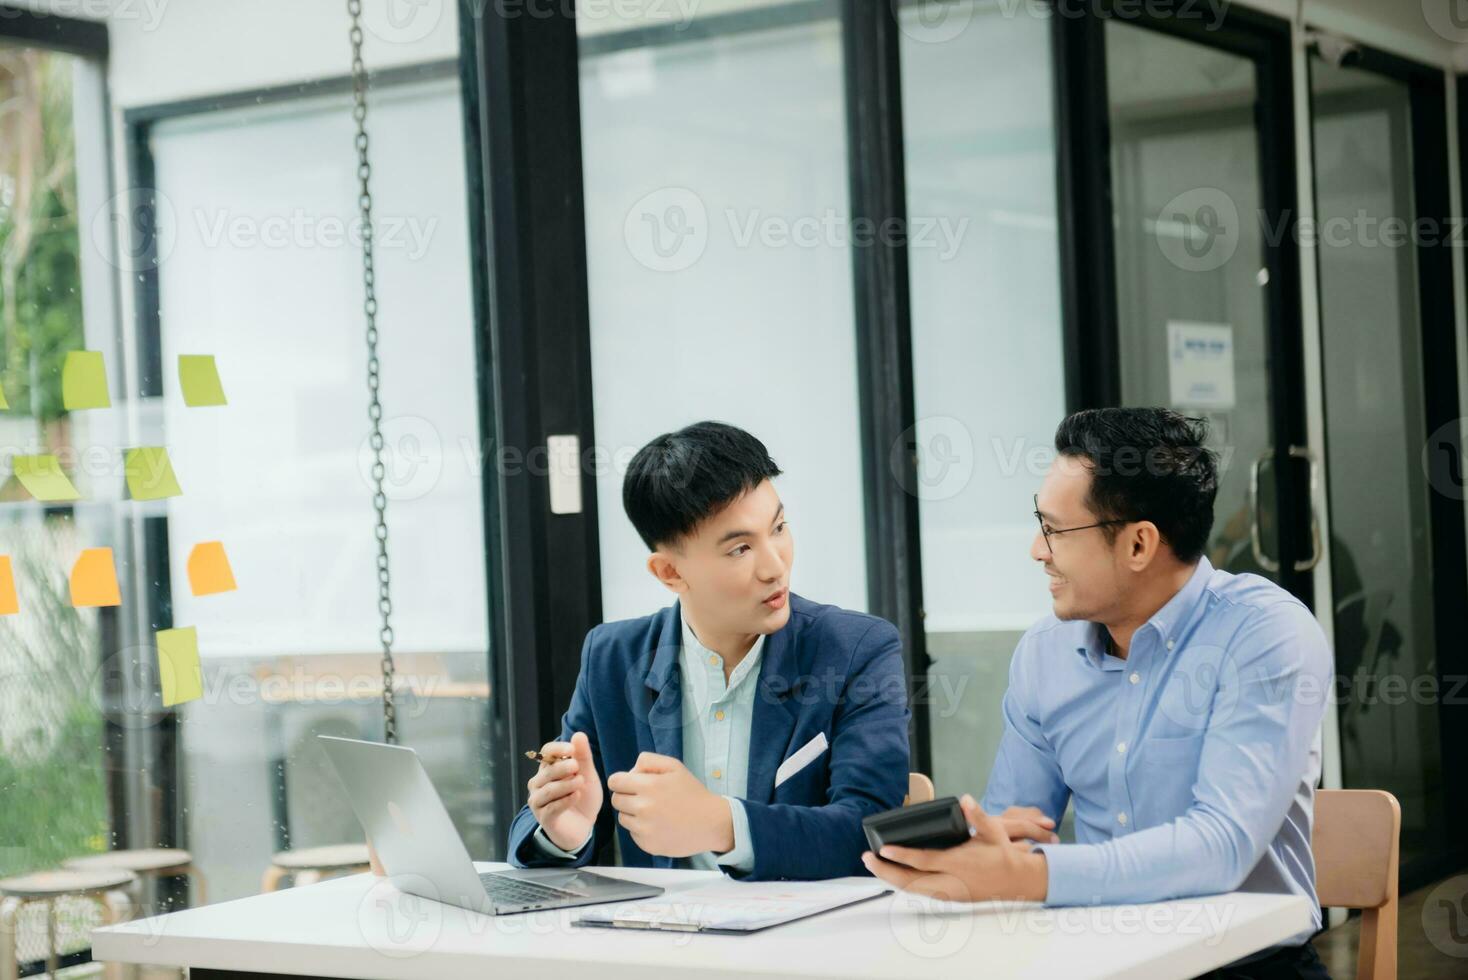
[318,735,662,915]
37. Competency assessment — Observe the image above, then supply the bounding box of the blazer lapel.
[746,606,804,803]
[643,601,684,761]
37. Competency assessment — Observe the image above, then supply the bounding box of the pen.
[524,749,572,764]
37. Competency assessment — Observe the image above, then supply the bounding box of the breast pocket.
[1134,732,1205,817]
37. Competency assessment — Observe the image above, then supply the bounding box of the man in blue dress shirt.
[864,408,1334,979]
[506,421,911,880]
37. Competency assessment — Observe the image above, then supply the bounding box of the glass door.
[1309,46,1464,883]
[1104,15,1316,600]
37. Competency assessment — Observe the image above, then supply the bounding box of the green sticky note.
[62,350,111,410]
[0,381,8,410]
[178,354,227,407]
[157,626,203,707]
[125,447,183,501]
[12,455,81,501]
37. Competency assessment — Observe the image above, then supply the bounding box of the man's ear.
[1124,520,1164,572]
[647,550,689,594]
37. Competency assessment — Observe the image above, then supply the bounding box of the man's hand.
[861,794,1049,903]
[607,753,734,858]
[999,805,1058,846]
[527,731,602,853]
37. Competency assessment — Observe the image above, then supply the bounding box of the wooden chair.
[1312,789,1400,980]
[904,772,935,806]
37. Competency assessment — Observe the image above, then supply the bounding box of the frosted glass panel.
[580,9,867,621]
[150,76,497,900]
[899,2,1067,797]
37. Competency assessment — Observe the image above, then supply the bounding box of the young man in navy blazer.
[506,421,911,880]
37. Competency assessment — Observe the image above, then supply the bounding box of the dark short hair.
[623,421,782,550]
[1054,408,1218,563]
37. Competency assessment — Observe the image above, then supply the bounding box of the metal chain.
[348,0,397,744]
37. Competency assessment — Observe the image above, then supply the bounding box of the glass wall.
[1311,56,1447,870]
[0,39,125,966]
[898,1,1068,797]
[142,73,497,901]
[578,1,868,621]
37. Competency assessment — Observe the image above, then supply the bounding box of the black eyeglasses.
[1033,494,1130,555]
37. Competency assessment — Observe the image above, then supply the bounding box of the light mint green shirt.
[533,611,761,872]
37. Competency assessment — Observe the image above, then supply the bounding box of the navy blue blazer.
[507,593,911,880]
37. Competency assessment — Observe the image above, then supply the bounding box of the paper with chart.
[576,879,888,932]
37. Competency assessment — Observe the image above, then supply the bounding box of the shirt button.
[709,655,719,666]
[715,710,725,721]
[1166,639,1175,650]
[1129,672,1140,685]
[712,769,723,779]
[1117,812,1128,826]
[1116,742,1127,754]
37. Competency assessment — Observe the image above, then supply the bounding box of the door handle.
[1289,445,1323,573]
[1248,451,1281,573]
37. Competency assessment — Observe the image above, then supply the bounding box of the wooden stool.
[65,848,207,910]
[0,868,135,980]
[261,844,371,893]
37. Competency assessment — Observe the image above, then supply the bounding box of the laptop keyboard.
[480,872,582,906]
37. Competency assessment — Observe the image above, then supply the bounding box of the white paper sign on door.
[1167,321,1236,409]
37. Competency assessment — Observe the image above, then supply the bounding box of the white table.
[92,862,1312,979]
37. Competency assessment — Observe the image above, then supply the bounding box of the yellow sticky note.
[157,626,203,707]
[70,547,121,608]
[0,556,18,616]
[125,447,183,501]
[178,355,227,407]
[62,350,111,410]
[187,541,237,596]
[12,455,81,502]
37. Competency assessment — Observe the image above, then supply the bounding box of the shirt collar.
[680,612,767,694]
[1075,557,1215,666]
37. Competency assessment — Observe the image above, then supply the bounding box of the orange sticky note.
[70,547,121,608]
[0,556,17,615]
[187,541,236,596]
